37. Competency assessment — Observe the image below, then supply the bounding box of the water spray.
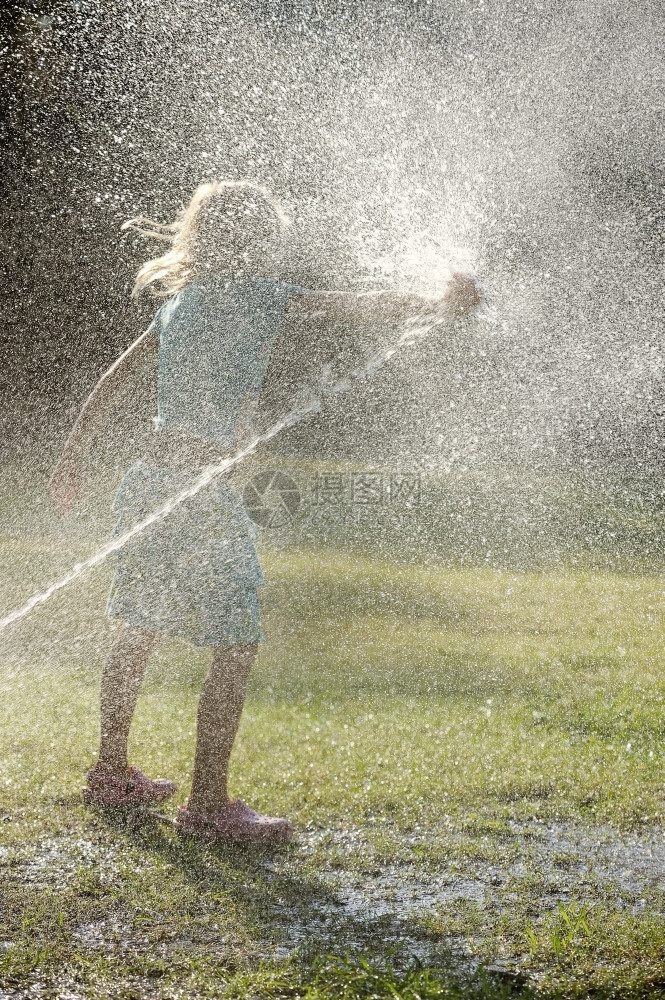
[0,312,447,634]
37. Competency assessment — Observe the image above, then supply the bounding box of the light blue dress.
[106,273,303,647]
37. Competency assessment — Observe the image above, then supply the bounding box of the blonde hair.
[122,180,290,298]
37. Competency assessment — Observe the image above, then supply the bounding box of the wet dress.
[106,272,302,647]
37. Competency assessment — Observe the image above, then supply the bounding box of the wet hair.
[122,180,290,297]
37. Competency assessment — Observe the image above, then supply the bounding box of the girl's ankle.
[185,795,230,817]
[91,760,129,776]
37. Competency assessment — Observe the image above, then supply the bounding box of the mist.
[1,0,663,475]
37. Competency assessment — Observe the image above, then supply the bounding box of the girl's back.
[151,272,301,448]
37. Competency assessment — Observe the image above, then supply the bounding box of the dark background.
[1,0,664,474]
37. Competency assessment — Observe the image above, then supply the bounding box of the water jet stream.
[0,313,446,634]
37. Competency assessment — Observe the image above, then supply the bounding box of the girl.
[49,180,481,843]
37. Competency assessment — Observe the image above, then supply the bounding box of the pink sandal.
[83,766,177,807]
[175,799,292,843]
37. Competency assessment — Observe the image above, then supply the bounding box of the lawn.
[0,460,664,998]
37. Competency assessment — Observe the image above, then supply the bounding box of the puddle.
[2,819,664,967]
[257,819,665,960]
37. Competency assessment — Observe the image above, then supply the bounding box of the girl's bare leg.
[187,642,258,816]
[94,624,157,774]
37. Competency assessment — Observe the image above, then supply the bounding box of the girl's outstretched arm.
[285,271,482,323]
[49,330,158,516]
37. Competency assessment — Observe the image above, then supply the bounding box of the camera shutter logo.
[243,470,301,528]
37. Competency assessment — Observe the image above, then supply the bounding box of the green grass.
[1,464,665,997]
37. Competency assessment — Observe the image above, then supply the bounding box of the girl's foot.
[175,799,292,843]
[83,765,176,807]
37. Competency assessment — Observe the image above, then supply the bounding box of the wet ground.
[270,819,665,969]
[2,817,664,977]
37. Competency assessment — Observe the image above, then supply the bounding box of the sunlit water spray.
[0,310,455,634]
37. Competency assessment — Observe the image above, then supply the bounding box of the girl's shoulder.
[147,290,186,337]
[148,273,305,336]
[147,280,207,333]
[200,272,306,308]
[216,272,303,293]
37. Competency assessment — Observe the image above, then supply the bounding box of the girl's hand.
[442,272,483,315]
[49,456,83,516]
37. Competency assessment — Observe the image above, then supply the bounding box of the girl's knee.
[213,641,258,663]
[209,643,257,688]
[122,625,157,651]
